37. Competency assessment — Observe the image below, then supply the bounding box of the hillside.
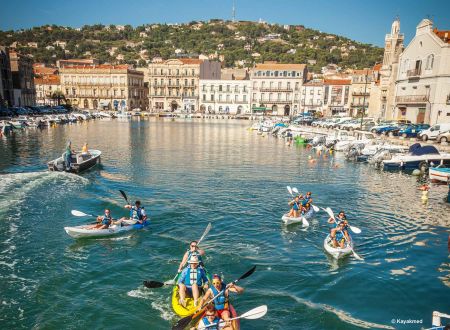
[0,20,384,72]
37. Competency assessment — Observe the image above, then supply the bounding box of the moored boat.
[382,143,450,170]
[64,220,150,239]
[323,234,353,259]
[47,149,101,173]
[429,166,450,183]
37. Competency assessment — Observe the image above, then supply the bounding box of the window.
[235,95,238,102]
[426,54,434,70]
[243,95,247,102]
[235,85,239,93]
[287,82,291,90]
[202,94,206,100]
[211,94,214,101]
[219,85,223,91]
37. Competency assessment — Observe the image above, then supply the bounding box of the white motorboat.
[47,149,102,173]
[334,131,376,152]
[117,111,131,119]
[382,143,450,170]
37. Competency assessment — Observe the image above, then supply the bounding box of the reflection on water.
[0,118,448,329]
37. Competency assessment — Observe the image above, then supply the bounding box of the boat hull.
[323,234,353,259]
[281,208,314,226]
[429,167,450,183]
[47,149,101,174]
[64,220,150,239]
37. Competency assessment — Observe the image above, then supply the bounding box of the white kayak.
[323,234,353,259]
[281,208,314,227]
[64,220,150,239]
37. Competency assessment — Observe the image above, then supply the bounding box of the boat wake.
[127,286,173,321]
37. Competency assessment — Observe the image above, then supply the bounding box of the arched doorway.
[284,105,290,116]
[83,99,89,109]
[200,105,206,113]
[93,99,98,109]
[218,106,223,113]
[207,105,212,114]
[272,105,278,115]
[171,101,178,111]
[237,106,243,115]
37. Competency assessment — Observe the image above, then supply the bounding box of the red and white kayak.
[429,166,450,183]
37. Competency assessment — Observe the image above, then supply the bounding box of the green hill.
[0,20,384,72]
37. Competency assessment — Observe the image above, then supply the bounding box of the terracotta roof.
[34,75,60,85]
[255,62,306,70]
[34,66,58,75]
[324,79,351,85]
[178,58,203,64]
[61,64,132,70]
[59,59,96,63]
[433,28,450,44]
[373,63,382,71]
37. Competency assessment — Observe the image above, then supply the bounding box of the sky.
[1,0,449,46]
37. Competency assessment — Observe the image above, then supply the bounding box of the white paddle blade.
[198,222,212,245]
[71,210,89,217]
[350,225,362,234]
[325,207,335,219]
[312,204,320,212]
[241,305,268,320]
[292,187,299,194]
[352,251,364,261]
[286,186,293,196]
[302,217,309,227]
[163,279,175,286]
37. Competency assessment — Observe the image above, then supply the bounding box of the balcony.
[396,95,428,104]
[258,100,292,104]
[352,91,370,96]
[407,69,421,78]
[259,88,293,92]
[350,102,369,107]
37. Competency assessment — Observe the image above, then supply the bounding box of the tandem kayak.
[281,208,314,227]
[64,220,150,238]
[194,304,240,329]
[171,270,212,317]
[323,234,353,259]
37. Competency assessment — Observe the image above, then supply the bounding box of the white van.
[418,123,450,141]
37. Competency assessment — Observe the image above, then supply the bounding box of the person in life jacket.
[302,192,313,210]
[196,304,221,330]
[198,274,244,329]
[118,200,147,226]
[90,209,113,229]
[178,240,206,273]
[287,195,301,218]
[331,219,350,248]
[178,256,209,308]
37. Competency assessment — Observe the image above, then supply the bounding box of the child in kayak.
[287,195,301,218]
[198,274,244,329]
[196,304,222,330]
[90,209,113,229]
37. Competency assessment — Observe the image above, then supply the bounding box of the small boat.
[382,143,450,170]
[429,166,450,183]
[117,111,132,119]
[8,120,25,129]
[64,220,150,239]
[171,270,212,317]
[47,149,101,173]
[323,234,353,259]
[281,208,314,226]
[431,310,450,330]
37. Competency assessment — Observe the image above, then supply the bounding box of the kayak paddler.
[117,200,147,226]
[302,192,313,210]
[178,240,205,273]
[90,209,113,229]
[332,220,350,248]
[178,256,209,308]
[196,304,221,330]
[287,195,301,218]
[198,274,244,329]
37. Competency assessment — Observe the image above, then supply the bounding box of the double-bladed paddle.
[71,210,95,217]
[172,265,257,330]
[200,305,268,329]
[143,222,212,289]
[119,189,130,205]
[292,187,320,212]
[323,207,363,260]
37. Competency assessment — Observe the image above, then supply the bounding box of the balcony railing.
[396,95,428,104]
[407,69,421,78]
[352,91,370,96]
[259,88,293,92]
[350,102,369,107]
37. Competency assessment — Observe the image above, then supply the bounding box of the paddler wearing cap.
[198,274,244,329]
[178,255,209,307]
[178,240,205,273]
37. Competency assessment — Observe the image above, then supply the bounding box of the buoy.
[412,169,421,176]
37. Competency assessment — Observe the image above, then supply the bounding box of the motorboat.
[47,149,102,174]
[429,166,450,183]
[334,131,376,152]
[382,143,450,170]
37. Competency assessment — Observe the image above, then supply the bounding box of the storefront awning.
[252,107,270,111]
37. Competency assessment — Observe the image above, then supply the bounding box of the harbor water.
[0,118,449,329]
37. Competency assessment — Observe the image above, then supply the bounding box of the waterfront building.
[349,69,373,117]
[9,51,36,107]
[57,58,99,68]
[0,46,14,107]
[379,18,404,120]
[34,75,61,105]
[147,58,221,112]
[198,79,251,114]
[300,79,324,115]
[367,63,383,120]
[60,64,147,111]
[323,79,351,116]
[394,19,450,124]
[250,62,307,116]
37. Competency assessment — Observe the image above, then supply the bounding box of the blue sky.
[1,0,449,46]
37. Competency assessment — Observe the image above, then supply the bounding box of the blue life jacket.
[211,282,228,310]
[202,316,221,329]
[101,214,112,225]
[130,206,144,220]
[187,250,203,264]
[182,268,207,287]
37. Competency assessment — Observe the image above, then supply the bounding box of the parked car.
[372,124,400,135]
[418,123,450,141]
[0,107,13,117]
[436,130,450,143]
[326,117,353,129]
[293,116,314,125]
[370,121,398,133]
[396,124,430,138]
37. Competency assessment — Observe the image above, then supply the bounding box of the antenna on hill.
[232,0,236,23]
